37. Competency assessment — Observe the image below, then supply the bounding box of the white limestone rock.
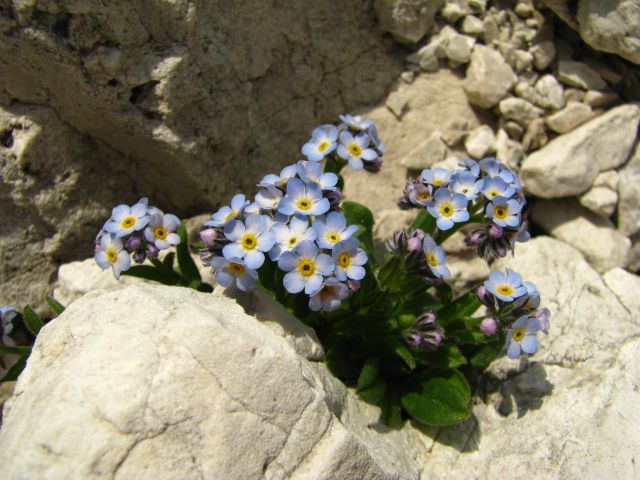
[495,129,525,170]
[463,45,518,108]
[0,285,427,479]
[520,104,640,198]
[530,41,556,71]
[464,125,496,159]
[532,74,565,110]
[498,97,543,126]
[545,102,596,134]
[426,237,640,479]
[402,132,448,169]
[375,0,446,43]
[602,268,640,314]
[578,170,619,218]
[583,90,619,108]
[386,91,408,118]
[521,118,548,152]
[617,142,640,236]
[557,60,607,90]
[460,15,484,36]
[531,198,630,273]
[445,33,476,65]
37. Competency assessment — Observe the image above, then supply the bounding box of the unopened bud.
[480,317,498,336]
[133,252,147,264]
[146,244,159,259]
[199,228,218,247]
[415,311,437,329]
[488,224,504,239]
[465,229,487,247]
[347,279,361,291]
[125,236,142,251]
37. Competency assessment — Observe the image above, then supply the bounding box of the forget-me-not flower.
[297,161,338,191]
[421,167,451,187]
[144,213,181,250]
[339,114,374,131]
[278,178,330,216]
[205,194,250,228]
[301,125,338,162]
[422,235,451,279]
[308,277,349,312]
[506,315,541,359]
[427,188,470,230]
[485,269,527,302]
[278,240,334,294]
[313,212,358,250]
[450,171,484,201]
[462,158,481,177]
[482,176,516,201]
[222,214,275,269]
[211,257,257,292]
[337,131,379,170]
[257,165,297,189]
[103,200,149,237]
[486,196,523,228]
[95,234,131,279]
[0,306,17,344]
[269,215,317,260]
[255,186,283,211]
[332,238,367,282]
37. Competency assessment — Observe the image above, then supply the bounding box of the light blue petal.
[224,220,245,241]
[222,243,245,261]
[284,271,305,293]
[111,204,130,221]
[236,272,257,291]
[520,334,538,354]
[310,198,330,216]
[278,251,298,271]
[507,340,522,359]
[348,156,364,170]
[296,240,318,259]
[346,265,365,280]
[258,230,275,252]
[277,198,296,216]
[216,270,234,288]
[451,210,469,223]
[436,217,454,230]
[304,274,323,295]
[315,254,335,275]
[244,250,265,269]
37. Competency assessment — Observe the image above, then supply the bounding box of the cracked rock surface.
[0,284,428,479]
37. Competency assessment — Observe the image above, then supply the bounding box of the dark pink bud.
[488,224,504,238]
[480,317,498,336]
[477,285,488,301]
[347,279,361,291]
[200,228,218,247]
[415,311,437,329]
[126,236,142,251]
[133,252,147,264]
[147,244,159,259]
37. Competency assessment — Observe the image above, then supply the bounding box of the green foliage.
[44,294,65,316]
[22,306,44,335]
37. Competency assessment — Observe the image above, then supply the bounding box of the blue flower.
[211,257,257,292]
[421,167,451,187]
[462,158,481,177]
[269,215,317,260]
[336,131,379,170]
[222,214,275,269]
[485,269,527,302]
[278,240,335,294]
[205,194,250,228]
[482,176,516,201]
[296,161,338,191]
[427,188,470,230]
[523,281,541,309]
[313,212,358,249]
[535,307,550,334]
[0,306,17,344]
[95,234,131,279]
[407,182,433,207]
[301,125,338,162]
[103,200,149,237]
[308,277,349,312]
[486,196,523,228]
[450,171,484,201]
[339,114,374,131]
[257,165,297,189]
[144,213,181,250]
[332,238,367,281]
[506,315,541,358]
[255,186,283,211]
[278,178,330,216]
[422,235,451,278]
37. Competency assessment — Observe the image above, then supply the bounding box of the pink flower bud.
[199,228,218,247]
[480,317,498,336]
[488,224,504,238]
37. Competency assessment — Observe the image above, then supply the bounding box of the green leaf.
[469,343,502,369]
[163,252,176,269]
[23,306,44,335]
[412,344,467,369]
[436,283,453,304]
[195,282,214,293]
[358,376,386,405]
[411,210,436,235]
[123,265,180,285]
[0,344,31,356]
[342,201,376,266]
[394,343,416,370]
[0,352,30,382]
[176,223,201,282]
[401,369,471,426]
[45,294,65,316]
[356,357,380,391]
[380,390,404,427]
[437,291,481,326]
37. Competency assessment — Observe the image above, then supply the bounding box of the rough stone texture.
[343,70,488,213]
[464,125,495,159]
[0,285,427,479]
[530,41,556,71]
[544,0,640,65]
[628,233,640,273]
[386,91,408,118]
[557,60,607,90]
[578,170,619,218]
[402,133,448,169]
[0,1,403,310]
[531,199,630,273]
[426,237,640,479]
[463,45,518,108]
[444,33,475,65]
[617,142,640,237]
[520,104,640,198]
[498,97,543,126]
[0,104,134,314]
[545,102,596,134]
[532,74,565,110]
[521,118,548,152]
[603,267,640,314]
[374,0,445,43]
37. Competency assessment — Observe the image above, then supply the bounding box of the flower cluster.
[0,306,17,345]
[386,229,451,282]
[94,198,182,278]
[398,158,529,260]
[200,115,382,312]
[478,268,550,358]
[301,114,385,172]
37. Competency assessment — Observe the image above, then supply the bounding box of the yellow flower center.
[327,233,340,244]
[289,236,298,246]
[439,203,454,217]
[348,143,362,157]
[154,226,168,240]
[427,252,438,267]
[488,189,500,198]
[317,140,330,152]
[512,327,526,342]
[224,210,238,222]
[228,262,246,275]
[433,178,444,185]
[338,252,351,268]
[296,198,312,211]
[106,247,118,263]
[242,233,258,250]
[494,206,508,220]
[497,284,514,296]
[298,259,316,277]
[121,216,136,229]
[416,191,431,201]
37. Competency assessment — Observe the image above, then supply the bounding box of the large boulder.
[543,0,640,65]
[0,0,402,309]
[0,284,427,479]
[425,237,640,479]
[520,104,640,198]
